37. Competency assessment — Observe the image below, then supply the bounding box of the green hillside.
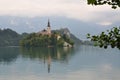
[0,29,22,46]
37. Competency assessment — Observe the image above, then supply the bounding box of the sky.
[0,0,120,26]
[0,0,120,39]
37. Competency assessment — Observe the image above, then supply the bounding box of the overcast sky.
[0,0,120,26]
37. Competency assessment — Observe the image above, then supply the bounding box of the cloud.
[0,0,119,24]
[97,21,112,26]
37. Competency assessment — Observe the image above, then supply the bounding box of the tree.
[87,0,120,49]
[87,27,120,49]
[87,0,120,9]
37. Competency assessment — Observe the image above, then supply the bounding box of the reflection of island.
[0,47,20,64]
[20,47,75,73]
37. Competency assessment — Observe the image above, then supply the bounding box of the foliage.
[87,27,120,49]
[87,0,120,49]
[63,34,74,46]
[52,28,80,45]
[87,0,120,9]
[20,32,74,47]
[0,28,22,46]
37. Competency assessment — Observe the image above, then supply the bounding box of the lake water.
[0,45,120,80]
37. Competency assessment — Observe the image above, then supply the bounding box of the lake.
[0,45,120,80]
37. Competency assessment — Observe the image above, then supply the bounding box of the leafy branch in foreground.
[87,27,120,49]
[87,0,120,9]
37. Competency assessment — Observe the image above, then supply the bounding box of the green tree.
[87,0,120,49]
[87,27,120,49]
[87,0,120,9]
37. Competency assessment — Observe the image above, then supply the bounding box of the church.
[38,20,51,36]
[37,20,73,47]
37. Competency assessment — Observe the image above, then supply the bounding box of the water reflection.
[0,46,120,80]
[20,47,75,73]
[0,47,19,64]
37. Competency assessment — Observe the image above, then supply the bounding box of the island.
[20,20,74,47]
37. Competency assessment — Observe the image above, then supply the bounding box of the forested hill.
[52,28,82,45]
[0,28,22,46]
[0,28,82,46]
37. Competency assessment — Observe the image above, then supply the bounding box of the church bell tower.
[47,19,51,34]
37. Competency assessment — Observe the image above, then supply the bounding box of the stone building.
[38,20,51,36]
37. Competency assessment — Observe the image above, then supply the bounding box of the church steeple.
[47,19,50,27]
[47,19,51,35]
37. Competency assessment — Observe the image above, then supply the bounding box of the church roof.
[42,29,47,32]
